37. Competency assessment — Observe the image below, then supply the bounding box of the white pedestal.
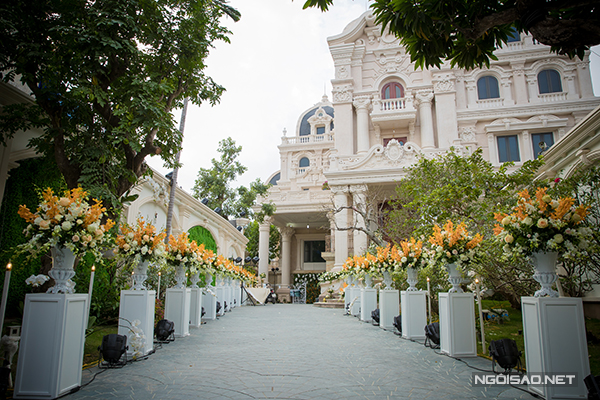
[225,285,232,310]
[234,281,241,307]
[439,292,477,357]
[522,297,590,399]
[118,290,155,356]
[401,291,427,340]
[379,290,399,330]
[165,288,191,337]
[360,288,377,322]
[14,294,88,399]
[350,288,361,317]
[216,286,225,316]
[344,286,354,312]
[203,288,217,320]
[189,287,203,328]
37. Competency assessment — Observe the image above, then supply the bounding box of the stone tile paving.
[68,304,537,400]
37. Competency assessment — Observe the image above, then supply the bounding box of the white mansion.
[255,10,600,298]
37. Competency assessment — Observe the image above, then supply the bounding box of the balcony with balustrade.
[370,95,417,129]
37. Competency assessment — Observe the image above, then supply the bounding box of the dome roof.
[296,95,334,136]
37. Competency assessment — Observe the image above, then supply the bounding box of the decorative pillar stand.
[14,294,88,399]
[118,290,156,356]
[379,290,399,330]
[189,287,203,328]
[350,286,361,317]
[216,286,225,316]
[400,291,427,340]
[203,289,217,320]
[165,288,191,337]
[439,292,477,357]
[360,288,377,322]
[344,285,353,313]
[522,297,590,399]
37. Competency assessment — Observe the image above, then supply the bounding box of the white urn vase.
[446,263,463,293]
[382,270,393,289]
[132,260,150,290]
[48,245,77,294]
[174,263,187,288]
[205,273,213,287]
[364,274,372,289]
[190,271,201,288]
[406,267,418,291]
[530,251,559,298]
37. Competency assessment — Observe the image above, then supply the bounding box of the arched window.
[477,76,500,100]
[507,27,520,43]
[299,157,310,168]
[381,82,404,99]
[538,69,562,93]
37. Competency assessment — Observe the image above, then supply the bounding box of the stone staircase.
[313,293,345,309]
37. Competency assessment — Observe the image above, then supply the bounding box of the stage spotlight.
[155,319,175,342]
[371,308,380,325]
[584,374,600,400]
[393,315,402,333]
[424,322,440,348]
[489,339,522,373]
[245,256,252,264]
[201,307,206,317]
[201,198,209,205]
[98,334,128,368]
[235,257,242,264]
[216,301,222,313]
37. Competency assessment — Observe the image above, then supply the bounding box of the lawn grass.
[83,324,118,366]
[475,299,600,375]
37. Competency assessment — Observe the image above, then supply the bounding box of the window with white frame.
[538,69,562,94]
[477,76,500,99]
[299,157,310,168]
[497,135,520,163]
[531,132,554,158]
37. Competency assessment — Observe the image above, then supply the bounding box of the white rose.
[504,234,514,244]
[141,246,148,255]
[61,221,73,231]
[554,234,564,244]
[522,217,533,226]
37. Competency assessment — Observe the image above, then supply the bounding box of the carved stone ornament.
[433,73,455,93]
[458,126,477,142]
[337,65,349,79]
[384,139,404,161]
[332,85,353,103]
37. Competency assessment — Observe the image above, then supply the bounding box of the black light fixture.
[424,322,440,348]
[237,226,242,231]
[371,309,380,325]
[98,334,128,368]
[216,301,222,313]
[245,256,252,264]
[165,171,174,186]
[214,207,222,214]
[235,257,242,264]
[489,339,522,373]
[584,374,600,400]
[393,315,402,334]
[201,198,209,205]
[252,256,259,264]
[201,306,206,318]
[155,319,175,342]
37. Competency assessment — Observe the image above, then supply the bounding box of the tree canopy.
[303,0,599,69]
[0,0,239,211]
[191,137,272,220]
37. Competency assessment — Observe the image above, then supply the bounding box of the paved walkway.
[69,305,536,400]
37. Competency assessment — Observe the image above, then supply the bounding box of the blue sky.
[147,0,600,192]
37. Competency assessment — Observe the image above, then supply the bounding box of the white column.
[280,227,294,286]
[565,71,578,100]
[501,77,514,105]
[350,185,368,256]
[353,96,371,154]
[465,80,477,108]
[331,185,349,269]
[577,59,594,98]
[416,90,435,149]
[526,74,539,103]
[258,217,271,281]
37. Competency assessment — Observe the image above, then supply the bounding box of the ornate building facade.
[256,10,600,294]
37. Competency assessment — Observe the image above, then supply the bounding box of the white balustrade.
[539,92,568,103]
[476,98,505,108]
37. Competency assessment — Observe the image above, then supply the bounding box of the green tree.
[384,148,544,308]
[303,0,599,69]
[188,225,218,252]
[551,166,600,297]
[0,0,239,213]
[192,137,273,220]
[244,221,281,262]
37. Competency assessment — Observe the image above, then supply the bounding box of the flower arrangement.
[319,270,348,283]
[428,220,483,267]
[25,274,50,287]
[166,232,200,270]
[114,218,166,265]
[342,253,379,278]
[493,187,589,255]
[322,181,330,190]
[396,238,427,270]
[17,187,115,259]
